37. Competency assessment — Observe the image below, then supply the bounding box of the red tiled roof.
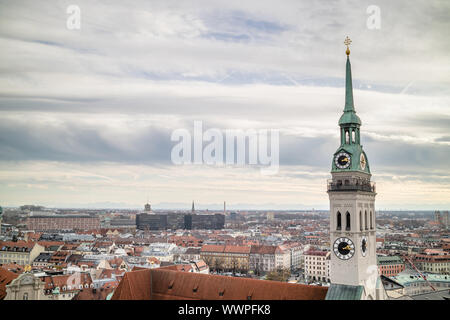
[42,273,92,291]
[201,245,225,253]
[0,268,19,300]
[73,287,114,300]
[1,263,25,272]
[223,246,251,254]
[37,241,64,248]
[0,240,36,251]
[305,250,329,256]
[250,245,277,255]
[111,268,328,300]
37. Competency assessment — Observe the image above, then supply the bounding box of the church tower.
[326,37,385,300]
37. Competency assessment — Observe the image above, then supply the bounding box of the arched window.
[345,131,349,144]
[346,212,351,231]
[359,211,363,231]
[370,211,373,229]
[365,211,368,230]
[352,130,356,143]
[337,212,342,230]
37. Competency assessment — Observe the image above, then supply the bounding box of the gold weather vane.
[344,36,352,55]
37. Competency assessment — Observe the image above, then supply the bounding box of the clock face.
[361,236,368,257]
[334,152,351,169]
[360,153,366,170]
[333,237,355,260]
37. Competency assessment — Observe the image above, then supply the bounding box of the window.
[365,211,368,230]
[337,212,342,230]
[359,211,362,231]
[370,211,373,229]
[346,212,351,231]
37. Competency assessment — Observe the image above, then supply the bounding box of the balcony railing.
[327,179,376,193]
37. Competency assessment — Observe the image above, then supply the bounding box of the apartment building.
[0,241,45,266]
[304,250,330,283]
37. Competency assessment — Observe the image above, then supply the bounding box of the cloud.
[0,0,449,209]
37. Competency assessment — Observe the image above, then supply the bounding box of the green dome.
[339,111,361,126]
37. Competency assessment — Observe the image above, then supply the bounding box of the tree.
[265,268,290,282]
[214,257,225,272]
[203,256,213,269]
[231,257,239,275]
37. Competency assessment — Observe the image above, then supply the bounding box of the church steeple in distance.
[191,201,195,214]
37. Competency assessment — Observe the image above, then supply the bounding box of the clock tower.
[326,37,385,300]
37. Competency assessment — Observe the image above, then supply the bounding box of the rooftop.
[112,267,328,300]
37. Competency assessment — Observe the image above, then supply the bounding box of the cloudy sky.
[0,0,449,210]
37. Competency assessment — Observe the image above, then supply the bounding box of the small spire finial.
[344,36,352,56]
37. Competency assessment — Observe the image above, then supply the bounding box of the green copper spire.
[339,40,361,126]
[332,37,371,175]
[344,56,354,112]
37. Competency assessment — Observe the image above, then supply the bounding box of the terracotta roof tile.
[250,245,277,254]
[112,268,328,300]
[223,246,251,254]
[201,245,225,253]
[0,268,19,300]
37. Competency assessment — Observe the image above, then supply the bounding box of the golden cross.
[344,36,352,47]
[344,36,352,55]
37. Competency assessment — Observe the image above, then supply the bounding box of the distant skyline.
[0,1,449,210]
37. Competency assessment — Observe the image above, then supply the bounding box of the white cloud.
[0,0,449,209]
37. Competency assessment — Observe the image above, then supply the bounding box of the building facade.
[249,245,278,273]
[27,215,100,231]
[200,245,250,272]
[377,256,405,277]
[304,250,330,283]
[136,212,225,230]
[413,253,450,274]
[0,241,45,265]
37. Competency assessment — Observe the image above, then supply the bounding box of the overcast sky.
[0,0,449,210]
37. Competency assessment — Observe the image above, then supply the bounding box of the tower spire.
[339,37,361,126]
[344,36,354,112]
[344,52,354,112]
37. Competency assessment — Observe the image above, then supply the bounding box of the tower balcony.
[327,178,376,193]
